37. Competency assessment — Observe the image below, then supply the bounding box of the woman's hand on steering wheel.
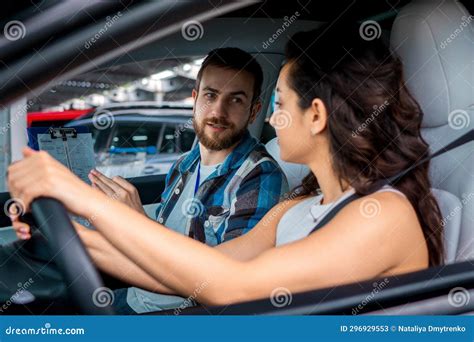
[7,147,101,218]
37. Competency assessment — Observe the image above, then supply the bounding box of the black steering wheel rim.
[31,198,114,314]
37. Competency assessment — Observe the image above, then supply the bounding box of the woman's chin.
[279,151,305,165]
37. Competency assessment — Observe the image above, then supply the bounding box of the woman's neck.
[308,160,349,205]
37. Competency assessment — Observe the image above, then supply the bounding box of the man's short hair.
[195,47,263,104]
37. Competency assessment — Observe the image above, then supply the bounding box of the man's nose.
[209,97,228,118]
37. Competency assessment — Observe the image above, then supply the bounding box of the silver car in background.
[66,102,195,178]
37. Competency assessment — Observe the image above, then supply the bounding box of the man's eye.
[231,97,243,104]
[204,93,216,99]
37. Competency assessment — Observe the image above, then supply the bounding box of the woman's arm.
[84,197,306,304]
[74,222,175,294]
[74,196,295,292]
[87,190,419,306]
[80,198,302,297]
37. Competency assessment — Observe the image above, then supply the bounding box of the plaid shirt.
[155,130,288,245]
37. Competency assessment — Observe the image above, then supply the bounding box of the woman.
[9,24,443,307]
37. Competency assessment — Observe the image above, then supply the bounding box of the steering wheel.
[31,198,114,314]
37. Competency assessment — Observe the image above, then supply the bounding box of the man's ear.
[307,98,328,136]
[249,101,262,124]
[192,89,198,115]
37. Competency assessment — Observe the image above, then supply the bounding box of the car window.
[90,126,109,153]
[179,128,195,152]
[110,122,161,152]
[80,123,108,153]
[160,125,178,154]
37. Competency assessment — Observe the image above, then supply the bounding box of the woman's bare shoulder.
[317,190,428,270]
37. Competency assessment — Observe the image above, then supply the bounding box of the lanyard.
[194,161,201,196]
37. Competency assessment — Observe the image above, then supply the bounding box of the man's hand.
[88,169,145,215]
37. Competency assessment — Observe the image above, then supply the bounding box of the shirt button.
[204,220,210,227]
[158,217,164,223]
[174,188,180,195]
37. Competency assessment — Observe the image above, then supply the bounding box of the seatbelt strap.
[379,129,473,188]
[309,129,473,234]
[309,193,361,234]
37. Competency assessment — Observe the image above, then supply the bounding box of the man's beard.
[193,116,248,151]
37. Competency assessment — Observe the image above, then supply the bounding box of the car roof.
[67,113,193,127]
[68,102,194,125]
[86,108,192,117]
[96,101,193,111]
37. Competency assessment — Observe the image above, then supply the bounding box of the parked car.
[65,102,195,177]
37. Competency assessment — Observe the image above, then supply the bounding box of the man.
[90,48,286,245]
[91,47,288,313]
[13,48,288,314]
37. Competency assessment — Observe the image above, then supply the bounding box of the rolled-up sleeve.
[222,161,288,241]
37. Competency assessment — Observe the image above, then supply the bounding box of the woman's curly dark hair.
[285,24,444,266]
